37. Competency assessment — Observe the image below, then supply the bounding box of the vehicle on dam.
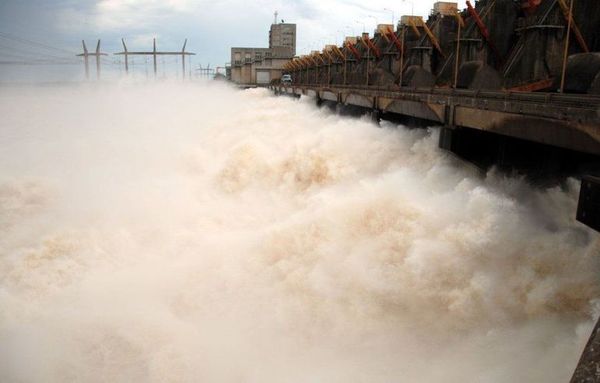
[281,74,292,84]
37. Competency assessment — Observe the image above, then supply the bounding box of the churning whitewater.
[0,82,599,382]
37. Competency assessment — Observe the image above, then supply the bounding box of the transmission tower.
[114,38,195,79]
[77,40,107,79]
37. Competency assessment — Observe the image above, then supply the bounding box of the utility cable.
[0,31,78,55]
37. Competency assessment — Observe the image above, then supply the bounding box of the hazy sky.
[0,0,468,72]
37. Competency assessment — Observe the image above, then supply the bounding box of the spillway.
[0,82,598,382]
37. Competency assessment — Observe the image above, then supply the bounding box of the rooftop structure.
[269,23,296,56]
[432,2,459,16]
[230,20,296,85]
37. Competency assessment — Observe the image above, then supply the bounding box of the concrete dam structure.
[273,0,600,166]
[269,1,600,380]
[271,0,600,204]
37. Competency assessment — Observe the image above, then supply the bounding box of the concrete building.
[269,23,296,55]
[230,22,296,85]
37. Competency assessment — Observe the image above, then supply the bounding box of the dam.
[268,1,600,380]
[1,0,600,381]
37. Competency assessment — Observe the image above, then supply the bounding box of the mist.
[0,81,598,382]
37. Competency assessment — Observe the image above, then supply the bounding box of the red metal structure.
[466,1,503,65]
[386,27,404,54]
[346,42,362,61]
[557,0,589,53]
[363,37,381,59]
[521,0,542,15]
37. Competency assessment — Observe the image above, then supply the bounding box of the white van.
[281,74,292,84]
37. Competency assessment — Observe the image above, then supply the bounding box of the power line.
[0,32,200,79]
[0,41,68,56]
[0,60,79,66]
[113,38,195,78]
[0,31,77,55]
[0,32,82,68]
[0,43,79,62]
[0,51,75,63]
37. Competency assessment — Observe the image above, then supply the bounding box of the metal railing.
[280,83,600,109]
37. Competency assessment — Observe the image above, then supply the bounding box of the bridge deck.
[271,84,600,156]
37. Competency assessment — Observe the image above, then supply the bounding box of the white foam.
[0,81,598,382]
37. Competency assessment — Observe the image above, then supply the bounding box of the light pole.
[365,19,376,86]
[383,8,395,26]
[337,30,345,45]
[327,36,335,84]
[345,26,354,38]
[402,0,414,16]
[355,20,366,33]
[560,0,575,93]
[343,28,352,86]
[368,15,378,28]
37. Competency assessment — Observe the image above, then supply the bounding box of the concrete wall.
[433,2,458,16]
[269,23,297,55]
[229,22,296,85]
[230,56,289,85]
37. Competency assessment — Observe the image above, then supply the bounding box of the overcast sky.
[0,0,468,75]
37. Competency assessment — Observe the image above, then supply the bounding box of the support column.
[153,38,157,78]
[82,40,89,80]
[95,40,101,79]
[181,39,188,80]
[122,38,129,74]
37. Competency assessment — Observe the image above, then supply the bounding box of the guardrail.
[273,84,600,119]
[277,84,600,108]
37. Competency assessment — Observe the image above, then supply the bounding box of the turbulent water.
[0,82,599,382]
